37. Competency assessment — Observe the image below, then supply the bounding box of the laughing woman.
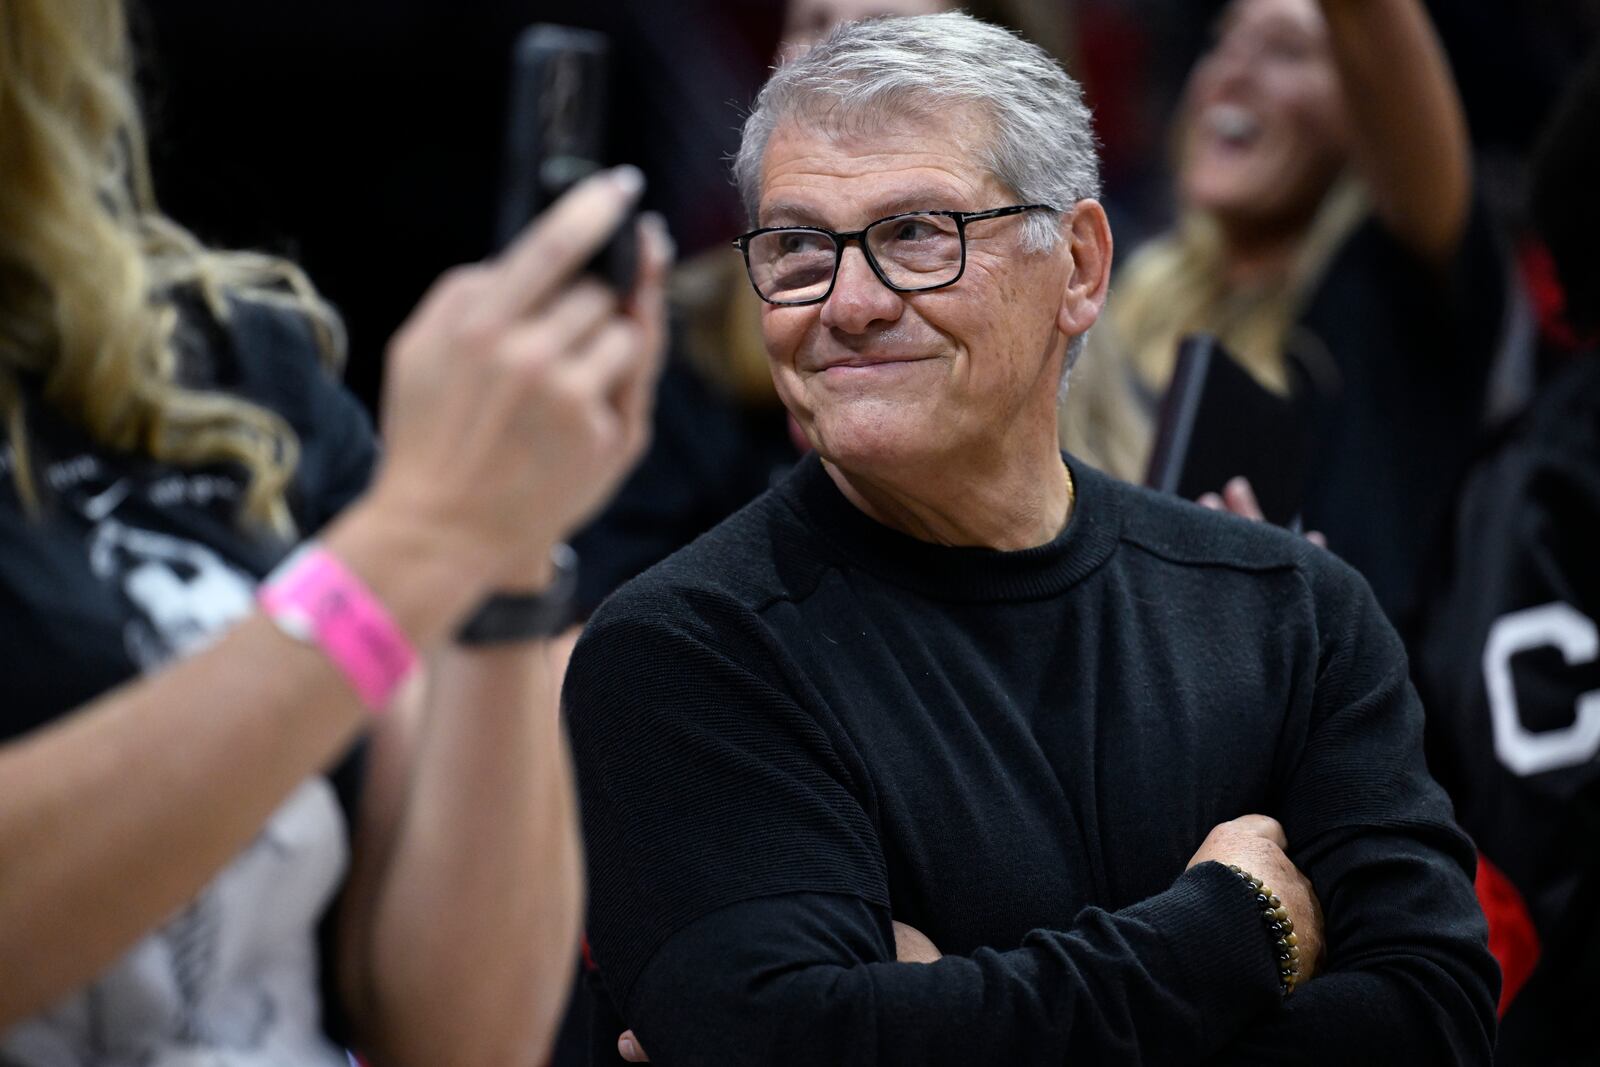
[1064,0,1503,624]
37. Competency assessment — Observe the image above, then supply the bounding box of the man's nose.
[819,244,904,334]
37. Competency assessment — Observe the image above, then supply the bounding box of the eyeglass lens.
[746,213,964,304]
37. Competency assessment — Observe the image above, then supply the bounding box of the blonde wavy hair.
[1060,177,1368,482]
[1108,176,1367,398]
[0,0,345,535]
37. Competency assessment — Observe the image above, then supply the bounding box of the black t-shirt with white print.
[0,296,377,1066]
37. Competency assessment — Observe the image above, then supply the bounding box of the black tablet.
[1144,334,1313,527]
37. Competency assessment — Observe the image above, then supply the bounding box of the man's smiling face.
[756,108,1075,478]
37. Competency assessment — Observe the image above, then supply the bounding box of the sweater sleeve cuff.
[1124,860,1284,1042]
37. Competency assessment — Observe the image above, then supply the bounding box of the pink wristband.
[258,542,418,712]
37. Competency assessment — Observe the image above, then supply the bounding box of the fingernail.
[642,211,676,260]
[619,1036,638,1059]
[612,165,645,197]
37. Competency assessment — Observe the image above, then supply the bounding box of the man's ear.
[1056,200,1113,338]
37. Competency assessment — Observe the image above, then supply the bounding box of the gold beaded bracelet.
[1227,864,1301,996]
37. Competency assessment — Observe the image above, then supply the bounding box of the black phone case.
[1144,334,1313,527]
[495,24,638,293]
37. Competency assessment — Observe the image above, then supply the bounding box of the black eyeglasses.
[733,204,1059,306]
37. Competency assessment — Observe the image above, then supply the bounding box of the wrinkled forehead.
[757,96,1000,206]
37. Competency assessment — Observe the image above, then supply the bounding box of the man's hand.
[619,1029,648,1063]
[615,919,944,1061]
[892,919,942,964]
[1187,814,1324,979]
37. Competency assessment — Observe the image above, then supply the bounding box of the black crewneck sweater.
[565,453,1496,1066]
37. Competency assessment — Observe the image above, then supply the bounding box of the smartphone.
[1143,334,1313,527]
[494,24,638,293]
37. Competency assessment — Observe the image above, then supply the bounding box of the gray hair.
[733,12,1102,377]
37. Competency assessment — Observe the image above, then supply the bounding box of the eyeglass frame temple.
[731,203,1059,307]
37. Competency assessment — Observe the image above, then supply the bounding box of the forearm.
[1205,967,1492,1065]
[620,866,1283,1067]
[1207,842,1495,1065]
[1319,0,1471,261]
[354,640,584,1067]
[0,500,485,1028]
[1265,576,1499,1062]
[1205,832,1496,1064]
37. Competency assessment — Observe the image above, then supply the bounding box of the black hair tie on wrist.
[454,543,580,645]
[1227,863,1301,997]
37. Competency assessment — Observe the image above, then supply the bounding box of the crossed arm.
[609,818,1490,1066]
[570,581,1496,1066]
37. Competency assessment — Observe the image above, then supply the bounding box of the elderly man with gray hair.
[564,13,1495,1066]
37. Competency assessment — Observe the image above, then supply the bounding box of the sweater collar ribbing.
[778,450,1122,603]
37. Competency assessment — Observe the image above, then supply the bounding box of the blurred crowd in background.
[127,0,1600,602]
[134,0,1595,405]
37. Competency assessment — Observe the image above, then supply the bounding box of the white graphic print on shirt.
[87,518,256,670]
[0,461,351,1067]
